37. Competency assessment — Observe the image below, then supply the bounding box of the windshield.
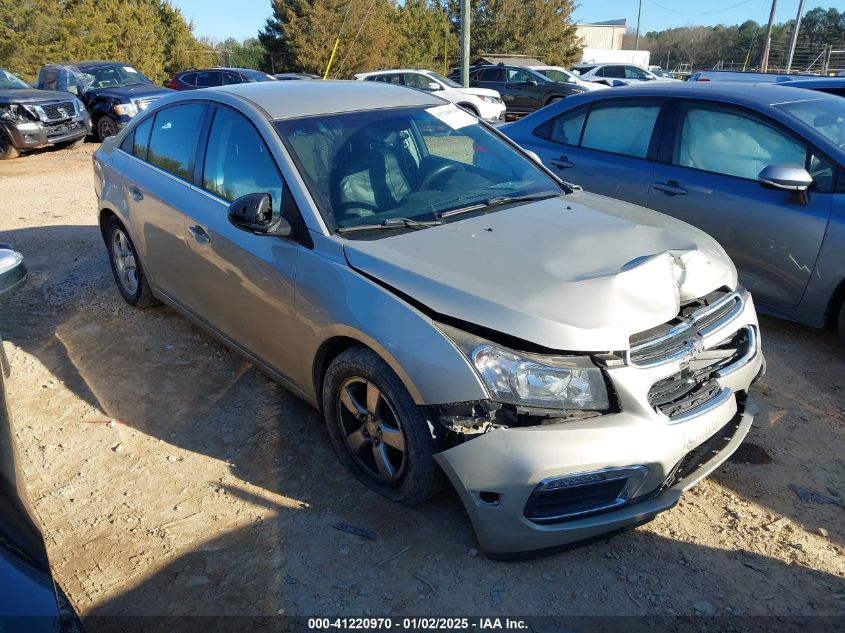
[275,105,561,234]
[774,97,845,147]
[0,70,29,89]
[241,69,274,82]
[537,68,574,83]
[83,65,151,90]
[425,71,461,88]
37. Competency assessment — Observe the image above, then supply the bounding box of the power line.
[647,0,757,16]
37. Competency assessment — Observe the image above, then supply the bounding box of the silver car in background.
[92,81,764,555]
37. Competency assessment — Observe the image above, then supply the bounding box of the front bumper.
[1,113,91,150]
[435,290,763,555]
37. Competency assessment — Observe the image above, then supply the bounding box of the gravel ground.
[0,143,843,628]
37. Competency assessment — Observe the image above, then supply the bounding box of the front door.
[647,103,834,308]
[177,104,301,376]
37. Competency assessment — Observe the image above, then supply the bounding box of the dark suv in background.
[37,61,172,141]
[0,68,90,160]
[164,67,275,90]
[450,64,585,115]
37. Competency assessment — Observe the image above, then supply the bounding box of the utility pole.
[786,0,807,72]
[635,0,642,50]
[460,0,470,87]
[760,0,778,72]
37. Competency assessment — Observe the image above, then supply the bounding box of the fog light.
[524,466,648,524]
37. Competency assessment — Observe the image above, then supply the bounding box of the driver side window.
[507,68,532,83]
[202,107,284,213]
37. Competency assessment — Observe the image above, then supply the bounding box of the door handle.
[187,225,211,245]
[128,186,144,202]
[652,180,688,196]
[550,155,575,169]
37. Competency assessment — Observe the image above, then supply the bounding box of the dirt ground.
[0,143,843,628]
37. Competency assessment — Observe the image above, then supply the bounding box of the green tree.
[446,0,581,67]
[258,0,400,77]
[158,1,216,77]
[396,0,455,72]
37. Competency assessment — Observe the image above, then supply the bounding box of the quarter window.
[202,107,284,213]
[147,104,205,179]
[580,104,660,158]
[132,116,154,160]
[673,107,806,181]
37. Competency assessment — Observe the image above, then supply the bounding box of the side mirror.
[525,79,538,86]
[758,164,813,205]
[758,164,813,191]
[0,245,26,298]
[426,81,442,91]
[227,193,292,237]
[524,150,543,165]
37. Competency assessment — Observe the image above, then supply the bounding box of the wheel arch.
[456,102,479,116]
[826,276,845,329]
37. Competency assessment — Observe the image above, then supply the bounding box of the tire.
[322,346,443,505]
[0,129,21,160]
[96,115,118,142]
[838,302,845,343]
[104,216,158,309]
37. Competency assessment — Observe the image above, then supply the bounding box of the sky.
[170,0,816,43]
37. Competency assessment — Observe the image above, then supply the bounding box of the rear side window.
[195,71,220,87]
[478,67,504,82]
[673,107,806,181]
[132,116,154,159]
[536,108,587,146]
[202,107,284,212]
[581,104,660,158]
[601,66,625,79]
[147,104,206,179]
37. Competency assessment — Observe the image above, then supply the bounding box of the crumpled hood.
[87,84,172,101]
[343,192,737,351]
[0,88,73,104]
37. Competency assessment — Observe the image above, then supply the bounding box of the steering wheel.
[419,163,464,190]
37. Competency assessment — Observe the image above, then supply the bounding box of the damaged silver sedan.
[92,81,764,555]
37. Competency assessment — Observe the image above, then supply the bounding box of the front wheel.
[0,129,21,160]
[104,217,158,309]
[322,347,443,505]
[97,115,118,142]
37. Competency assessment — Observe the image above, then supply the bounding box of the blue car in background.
[502,82,845,339]
[37,61,172,141]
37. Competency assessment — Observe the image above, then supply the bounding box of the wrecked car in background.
[92,81,764,555]
[0,69,90,160]
[37,61,172,141]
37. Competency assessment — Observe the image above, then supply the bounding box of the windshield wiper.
[438,192,560,219]
[336,217,443,234]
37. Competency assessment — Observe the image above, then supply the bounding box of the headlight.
[72,98,84,114]
[113,103,138,117]
[479,95,501,104]
[438,324,610,410]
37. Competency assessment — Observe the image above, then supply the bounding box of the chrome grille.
[626,288,743,368]
[39,101,75,120]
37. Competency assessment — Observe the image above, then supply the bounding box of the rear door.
[647,101,834,308]
[527,98,665,206]
[119,103,207,299]
[176,104,302,375]
[474,67,507,103]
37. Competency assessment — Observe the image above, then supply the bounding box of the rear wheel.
[322,347,443,505]
[97,115,118,142]
[0,129,21,160]
[104,217,158,309]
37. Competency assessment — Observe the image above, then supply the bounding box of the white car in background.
[527,65,609,91]
[355,69,506,122]
[572,63,680,87]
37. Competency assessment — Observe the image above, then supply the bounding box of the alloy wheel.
[111,228,138,296]
[336,377,407,484]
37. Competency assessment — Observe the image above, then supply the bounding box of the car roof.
[779,78,845,89]
[52,61,129,69]
[209,80,444,119]
[562,81,840,107]
[177,67,267,74]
